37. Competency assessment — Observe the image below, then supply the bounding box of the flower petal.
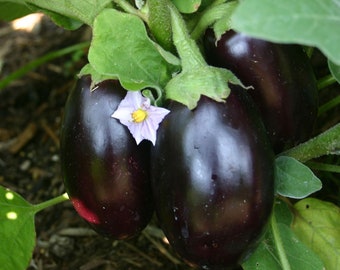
[111,107,132,122]
[111,90,170,145]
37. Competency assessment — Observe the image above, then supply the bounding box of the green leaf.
[211,1,238,40]
[0,2,32,21]
[243,200,325,270]
[171,0,201,14]
[32,7,83,30]
[88,8,176,91]
[275,156,322,199]
[231,0,340,65]
[79,63,117,90]
[166,3,243,109]
[292,198,340,270]
[165,66,240,109]
[328,60,340,84]
[190,1,238,41]
[0,186,36,270]
[1,0,112,27]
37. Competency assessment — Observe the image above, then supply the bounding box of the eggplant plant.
[0,0,339,270]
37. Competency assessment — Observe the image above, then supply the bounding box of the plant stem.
[317,74,337,90]
[270,214,292,270]
[281,123,340,162]
[318,95,340,115]
[0,41,90,91]
[33,193,69,214]
[306,161,340,173]
[113,0,148,22]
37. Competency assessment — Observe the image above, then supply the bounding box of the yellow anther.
[131,108,148,123]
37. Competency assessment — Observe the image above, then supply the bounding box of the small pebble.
[20,160,31,171]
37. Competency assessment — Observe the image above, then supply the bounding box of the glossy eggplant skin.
[151,86,275,269]
[204,29,318,152]
[60,76,153,240]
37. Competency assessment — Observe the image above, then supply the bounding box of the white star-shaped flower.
[111,91,170,145]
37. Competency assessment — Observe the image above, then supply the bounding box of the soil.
[0,15,192,270]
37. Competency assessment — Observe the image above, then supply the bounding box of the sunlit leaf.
[292,198,340,270]
[29,0,112,26]
[231,0,340,65]
[328,60,340,84]
[243,200,324,270]
[88,9,177,91]
[0,0,112,28]
[275,156,322,199]
[0,186,36,270]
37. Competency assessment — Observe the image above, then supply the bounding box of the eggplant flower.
[111,91,170,145]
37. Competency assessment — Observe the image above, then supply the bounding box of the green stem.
[113,0,148,22]
[271,214,292,270]
[318,95,340,115]
[33,193,69,214]
[306,161,340,173]
[317,74,337,90]
[281,123,340,162]
[0,41,90,91]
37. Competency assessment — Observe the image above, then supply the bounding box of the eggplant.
[60,76,153,239]
[204,29,318,152]
[151,86,275,269]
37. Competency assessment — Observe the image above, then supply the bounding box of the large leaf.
[231,0,340,65]
[0,0,112,27]
[328,60,340,84]
[292,198,340,270]
[0,186,36,270]
[275,156,322,199]
[88,8,176,91]
[243,200,324,270]
[0,2,32,21]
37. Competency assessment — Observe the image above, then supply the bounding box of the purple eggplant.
[60,76,153,239]
[204,29,318,152]
[151,86,275,269]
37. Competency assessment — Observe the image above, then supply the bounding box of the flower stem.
[281,123,340,162]
[32,193,69,214]
[270,214,292,270]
